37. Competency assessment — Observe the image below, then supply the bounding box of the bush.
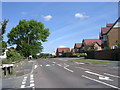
[2,48,24,64]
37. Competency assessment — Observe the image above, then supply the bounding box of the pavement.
[2,58,120,89]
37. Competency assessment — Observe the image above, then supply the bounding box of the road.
[2,58,120,89]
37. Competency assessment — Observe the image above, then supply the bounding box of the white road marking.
[46,64,50,67]
[75,67,90,71]
[24,76,27,79]
[57,64,62,66]
[53,62,56,63]
[30,83,35,87]
[40,65,42,67]
[64,67,74,72]
[104,73,120,78]
[34,65,38,69]
[82,75,119,89]
[85,71,113,81]
[30,74,35,88]
[30,80,34,83]
[22,81,26,84]
[75,62,85,64]
[21,85,25,88]
[30,74,33,78]
[21,76,28,88]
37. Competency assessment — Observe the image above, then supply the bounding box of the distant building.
[81,39,102,51]
[74,43,82,53]
[56,48,70,57]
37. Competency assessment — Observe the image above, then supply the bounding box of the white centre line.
[82,75,119,89]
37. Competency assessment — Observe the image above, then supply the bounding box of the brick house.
[99,23,113,49]
[104,17,120,49]
[81,39,102,51]
[71,48,75,53]
[56,48,70,57]
[74,43,82,53]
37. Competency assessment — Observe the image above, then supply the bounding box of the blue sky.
[2,2,118,53]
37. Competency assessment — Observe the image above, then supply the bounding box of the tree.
[7,20,50,58]
[0,19,9,54]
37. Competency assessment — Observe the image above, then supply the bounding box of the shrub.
[2,48,24,64]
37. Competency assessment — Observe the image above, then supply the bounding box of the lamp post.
[27,32,30,60]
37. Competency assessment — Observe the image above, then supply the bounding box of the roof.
[101,27,110,34]
[106,23,114,27]
[75,43,82,48]
[83,39,101,46]
[106,17,120,35]
[57,48,70,53]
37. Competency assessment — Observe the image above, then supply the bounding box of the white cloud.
[75,13,89,19]
[59,45,67,48]
[43,15,52,21]
[21,12,27,15]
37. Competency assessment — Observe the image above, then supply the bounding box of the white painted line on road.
[34,65,38,69]
[30,80,34,83]
[82,75,119,89]
[46,64,50,67]
[24,76,27,79]
[64,67,74,72]
[75,67,90,71]
[21,76,28,88]
[22,81,26,84]
[30,83,35,87]
[21,85,25,88]
[85,71,113,81]
[75,62,85,64]
[104,73,120,78]
[57,64,62,66]
[40,65,42,67]
[30,74,33,77]
[53,62,56,64]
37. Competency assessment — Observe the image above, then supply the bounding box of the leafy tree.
[7,20,50,58]
[0,19,9,36]
[0,19,9,54]
[2,41,7,52]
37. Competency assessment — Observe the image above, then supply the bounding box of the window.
[103,35,107,41]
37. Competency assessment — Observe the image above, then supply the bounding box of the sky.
[2,2,118,53]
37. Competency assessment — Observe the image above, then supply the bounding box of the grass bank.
[72,59,109,64]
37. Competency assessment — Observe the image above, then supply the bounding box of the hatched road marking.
[82,75,119,89]
[85,71,113,81]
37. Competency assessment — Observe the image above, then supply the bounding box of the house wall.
[107,28,120,48]
[94,43,102,51]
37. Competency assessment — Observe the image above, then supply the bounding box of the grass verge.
[72,59,109,64]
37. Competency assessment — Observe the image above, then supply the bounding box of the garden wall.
[87,49,120,61]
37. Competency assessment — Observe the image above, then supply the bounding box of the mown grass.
[72,59,109,64]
